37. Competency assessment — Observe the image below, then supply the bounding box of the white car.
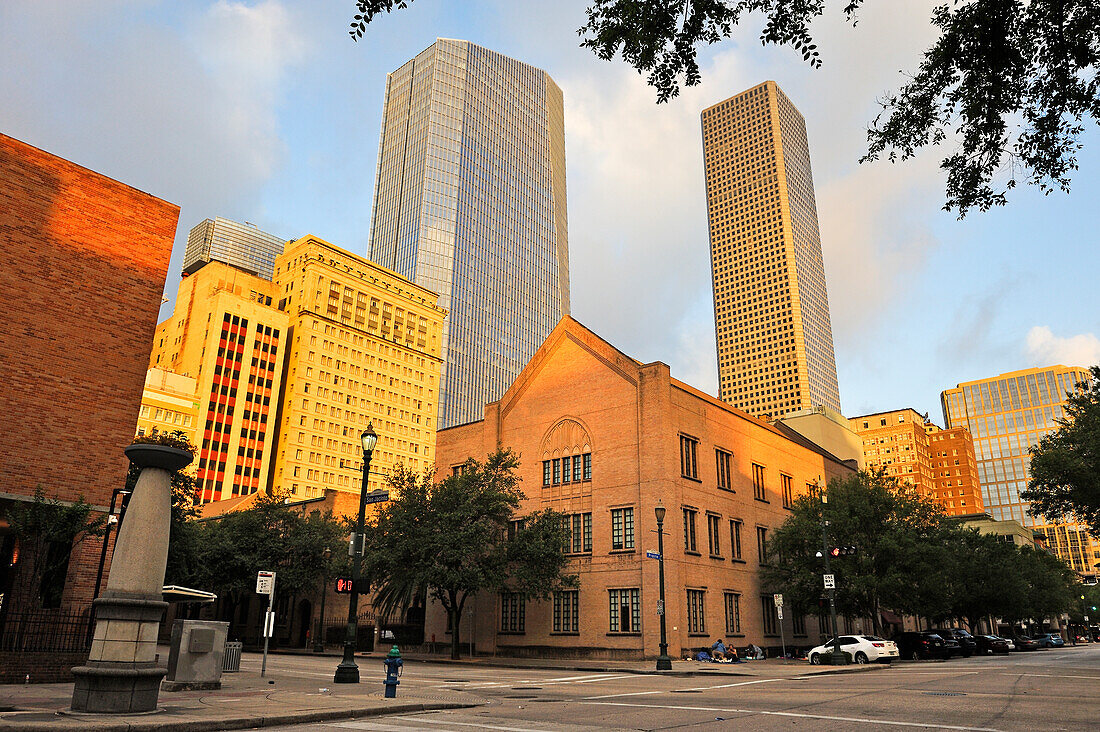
[807,634,899,664]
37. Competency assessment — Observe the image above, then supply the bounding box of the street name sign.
[256,570,275,595]
[363,490,390,505]
[646,551,661,560]
[823,573,835,589]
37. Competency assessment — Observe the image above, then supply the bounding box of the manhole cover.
[505,694,538,699]
[514,687,542,690]
[923,692,966,697]
[444,679,468,683]
[672,690,703,693]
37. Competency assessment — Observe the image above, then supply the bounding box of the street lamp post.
[92,488,132,601]
[314,547,332,653]
[334,423,378,684]
[817,483,847,665]
[654,501,672,671]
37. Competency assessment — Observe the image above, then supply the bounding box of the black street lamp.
[334,423,378,684]
[654,501,672,671]
[314,547,332,653]
[92,488,132,601]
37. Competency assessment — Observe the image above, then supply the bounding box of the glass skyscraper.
[369,39,569,429]
[702,81,841,419]
[942,365,1098,574]
[182,217,286,281]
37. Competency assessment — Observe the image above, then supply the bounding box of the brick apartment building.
[0,134,177,678]
[429,317,856,659]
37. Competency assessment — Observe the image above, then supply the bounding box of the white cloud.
[1025,327,1100,368]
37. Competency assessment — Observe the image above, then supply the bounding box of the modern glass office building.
[368,39,569,429]
[182,217,286,281]
[702,81,841,419]
[942,366,1098,574]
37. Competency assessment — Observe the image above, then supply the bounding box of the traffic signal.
[830,546,857,557]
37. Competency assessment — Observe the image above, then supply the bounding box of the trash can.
[223,641,243,673]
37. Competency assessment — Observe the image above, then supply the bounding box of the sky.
[3,0,1098,424]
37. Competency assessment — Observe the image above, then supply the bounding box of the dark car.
[931,628,977,657]
[894,631,956,660]
[1012,636,1040,651]
[1033,633,1065,648]
[974,635,1010,655]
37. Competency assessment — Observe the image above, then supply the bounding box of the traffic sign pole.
[257,570,276,677]
[774,594,786,662]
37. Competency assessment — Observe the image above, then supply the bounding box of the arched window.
[540,418,592,487]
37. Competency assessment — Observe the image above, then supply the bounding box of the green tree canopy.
[349,0,1100,215]
[1023,365,1100,539]
[365,449,576,659]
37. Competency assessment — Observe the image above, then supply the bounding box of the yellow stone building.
[702,80,842,419]
[136,368,198,446]
[149,261,289,503]
[942,365,1098,575]
[268,235,446,498]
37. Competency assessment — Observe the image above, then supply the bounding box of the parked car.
[1033,633,1065,648]
[974,635,1010,655]
[1012,636,1041,651]
[931,628,977,657]
[807,635,899,665]
[994,635,1016,651]
[893,631,957,660]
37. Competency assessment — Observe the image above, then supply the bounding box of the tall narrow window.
[756,526,768,565]
[716,448,733,491]
[761,595,779,636]
[680,435,698,479]
[752,463,767,501]
[686,589,706,634]
[683,508,698,552]
[543,460,552,486]
[553,590,579,633]
[781,474,793,508]
[611,507,635,550]
[500,592,525,633]
[707,513,721,557]
[572,455,583,482]
[567,513,593,553]
[553,458,561,485]
[608,588,640,632]
[730,519,743,560]
[792,614,807,636]
[583,453,592,480]
[724,592,741,634]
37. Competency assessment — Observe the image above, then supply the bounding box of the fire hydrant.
[382,645,403,698]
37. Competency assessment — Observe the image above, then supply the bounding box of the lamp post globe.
[334,422,379,683]
[654,501,672,671]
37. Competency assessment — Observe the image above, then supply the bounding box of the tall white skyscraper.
[369,39,569,429]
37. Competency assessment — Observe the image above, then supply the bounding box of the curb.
[0,701,478,732]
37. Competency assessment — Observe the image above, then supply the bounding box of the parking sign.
[256,570,275,595]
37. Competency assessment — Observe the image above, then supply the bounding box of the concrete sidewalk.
[0,667,479,732]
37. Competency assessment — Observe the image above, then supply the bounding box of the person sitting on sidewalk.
[710,639,728,662]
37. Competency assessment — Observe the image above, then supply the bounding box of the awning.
[162,585,217,603]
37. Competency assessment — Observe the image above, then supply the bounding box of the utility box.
[163,620,229,691]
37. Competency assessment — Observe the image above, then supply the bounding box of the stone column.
[71,443,192,714]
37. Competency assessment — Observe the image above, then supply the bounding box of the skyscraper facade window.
[942,366,1097,573]
[183,217,287,281]
[701,81,840,419]
[368,39,569,429]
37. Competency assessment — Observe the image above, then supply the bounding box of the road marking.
[1003,673,1100,680]
[584,677,782,699]
[336,716,567,731]
[581,701,1003,731]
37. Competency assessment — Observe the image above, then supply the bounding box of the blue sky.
[3,0,1097,424]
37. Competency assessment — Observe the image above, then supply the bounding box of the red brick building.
[430,317,856,659]
[0,134,178,631]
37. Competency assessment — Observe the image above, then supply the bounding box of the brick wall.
[0,134,179,612]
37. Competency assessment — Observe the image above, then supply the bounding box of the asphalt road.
[255,645,1100,731]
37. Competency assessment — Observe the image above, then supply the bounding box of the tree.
[1023,365,1100,538]
[348,0,1100,216]
[945,529,1028,632]
[3,486,105,609]
[366,450,576,659]
[761,470,952,636]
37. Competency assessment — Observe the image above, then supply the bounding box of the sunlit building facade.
[942,366,1098,573]
[183,217,286,281]
[368,38,569,429]
[136,368,199,446]
[269,235,446,499]
[702,80,841,419]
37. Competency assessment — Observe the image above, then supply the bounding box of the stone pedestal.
[71,443,192,714]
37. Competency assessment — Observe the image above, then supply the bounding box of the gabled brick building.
[430,317,855,659]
